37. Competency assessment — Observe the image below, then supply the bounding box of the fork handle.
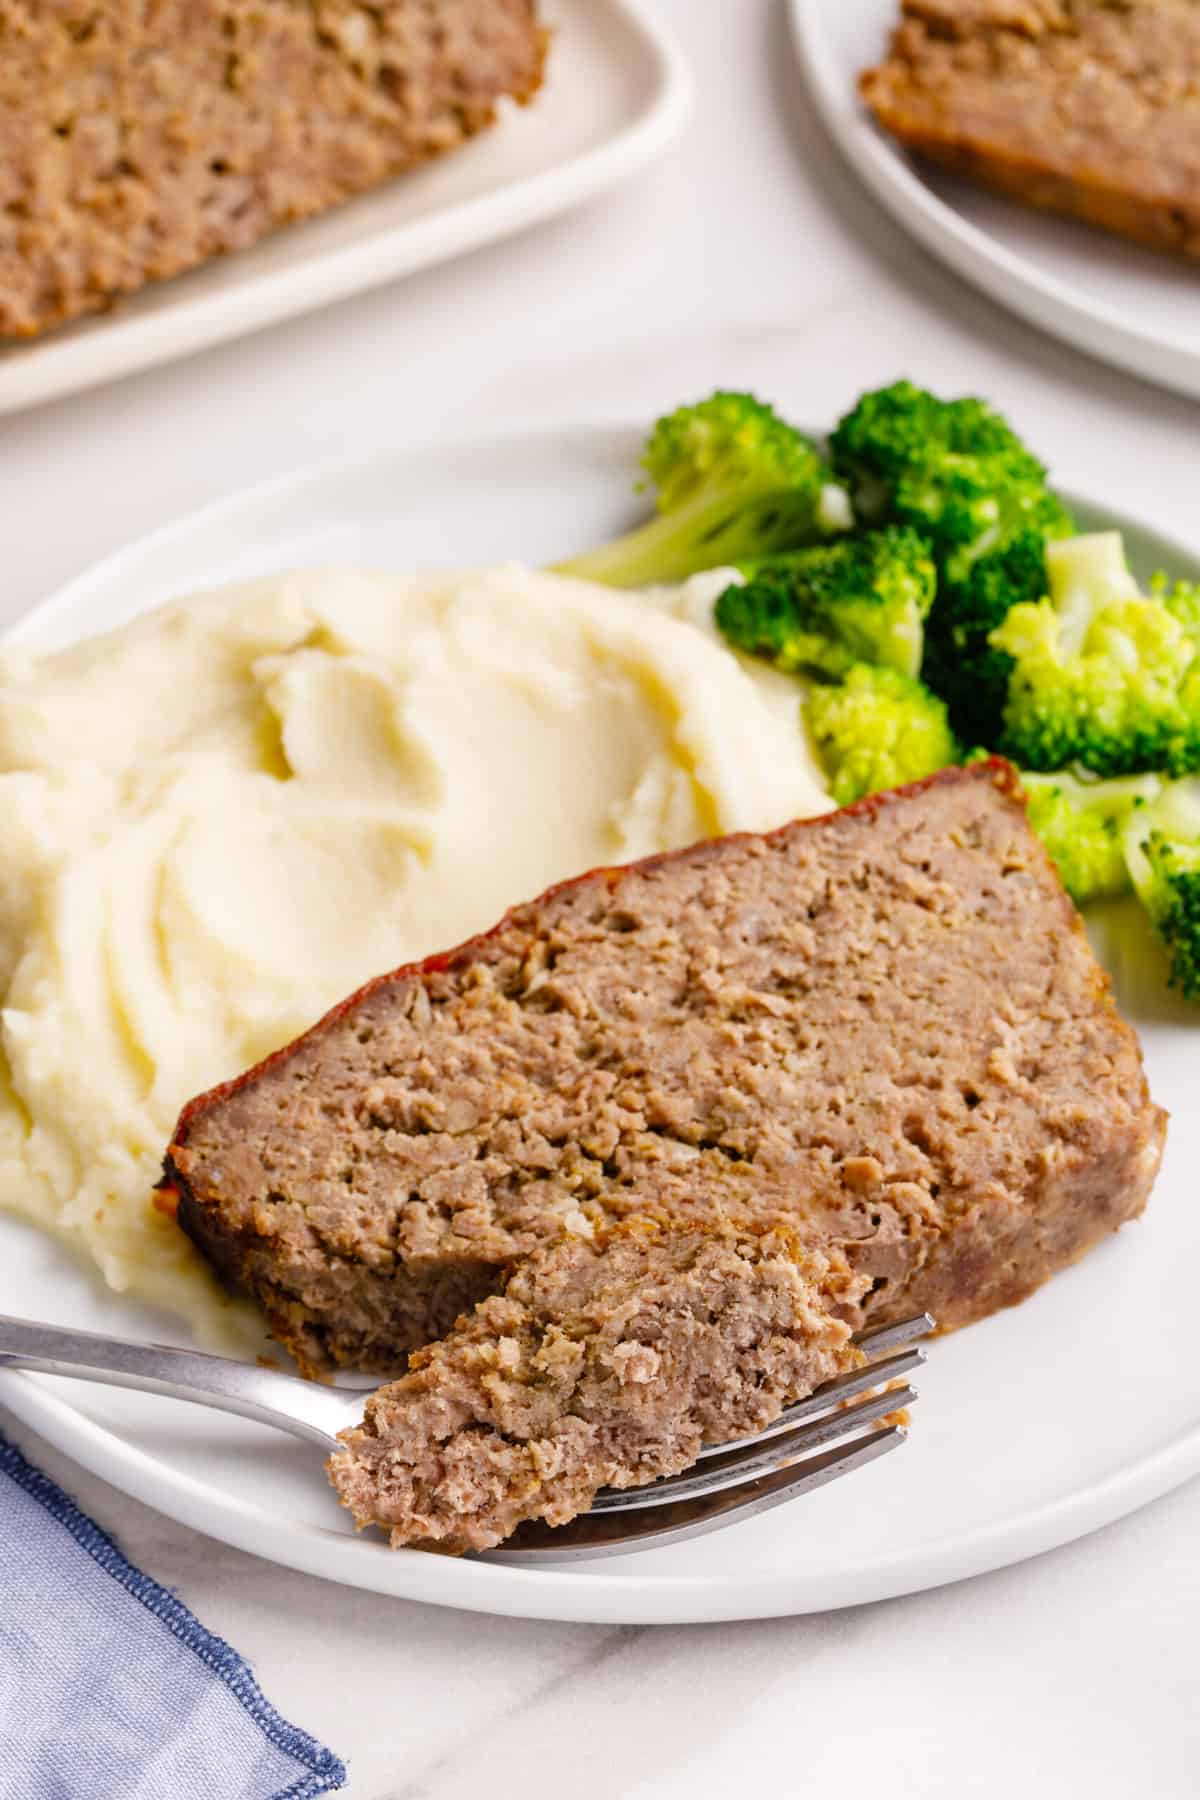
[0,1315,351,1452]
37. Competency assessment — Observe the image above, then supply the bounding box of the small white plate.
[791,0,1200,401]
[1,423,1198,1625]
[0,1,689,418]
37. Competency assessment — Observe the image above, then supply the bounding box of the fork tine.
[853,1313,936,1355]
[477,1315,935,1562]
[589,1382,916,1513]
[484,1426,907,1563]
[696,1343,924,1460]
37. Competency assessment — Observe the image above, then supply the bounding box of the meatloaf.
[164,759,1167,1379]
[330,1219,862,1552]
[0,1,546,339]
[861,1,1200,259]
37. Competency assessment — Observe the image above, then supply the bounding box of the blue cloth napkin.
[0,1431,346,1799]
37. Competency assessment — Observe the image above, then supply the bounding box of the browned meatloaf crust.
[330,1219,862,1552]
[861,1,1200,259]
[164,760,1167,1380]
[0,0,547,339]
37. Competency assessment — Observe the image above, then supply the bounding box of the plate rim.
[0,0,692,418]
[2,418,1198,1624]
[788,0,1200,400]
[2,1364,1197,1625]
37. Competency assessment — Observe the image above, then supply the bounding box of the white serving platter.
[791,0,1200,402]
[0,1,689,417]
[0,422,1197,1625]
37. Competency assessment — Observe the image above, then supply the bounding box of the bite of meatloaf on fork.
[329,1219,863,1553]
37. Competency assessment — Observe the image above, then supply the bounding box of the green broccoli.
[554,392,840,588]
[1123,777,1200,999]
[805,664,958,808]
[828,381,1073,744]
[713,526,936,680]
[1021,767,1161,905]
[1152,571,1200,645]
[992,532,1200,776]
[920,528,1058,748]
[832,379,1010,477]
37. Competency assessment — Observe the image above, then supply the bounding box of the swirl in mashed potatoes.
[0,565,829,1350]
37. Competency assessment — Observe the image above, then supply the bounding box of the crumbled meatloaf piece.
[861,2,1200,259]
[330,1220,861,1553]
[0,1,547,339]
[165,760,1166,1379]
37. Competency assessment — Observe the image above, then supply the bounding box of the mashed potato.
[0,565,829,1349]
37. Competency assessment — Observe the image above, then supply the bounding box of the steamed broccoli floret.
[992,533,1200,776]
[805,664,958,807]
[829,381,1027,508]
[828,381,1073,743]
[1124,778,1200,998]
[713,526,936,680]
[1021,767,1161,904]
[555,393,838,588]
[828,380,1070,568]
[1152,571,1200,645]
[920,527,1060,745]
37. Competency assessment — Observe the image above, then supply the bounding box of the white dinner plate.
[791,0,1200,401]
[1,423,1198,1625]
[0,1,688,418]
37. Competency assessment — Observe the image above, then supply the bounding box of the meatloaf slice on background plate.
[1,0,547,339]
[861,0,1200,261]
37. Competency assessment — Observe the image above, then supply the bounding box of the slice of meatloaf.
[861,2,1200,260]
[163,759,1167,1377]
[0,0,547,339]
[329,1219,861,1553]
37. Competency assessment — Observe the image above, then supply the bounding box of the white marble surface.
[4,2,1198,1793]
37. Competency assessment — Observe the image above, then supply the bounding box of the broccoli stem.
[555,488,825,589]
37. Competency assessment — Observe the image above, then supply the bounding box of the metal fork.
[0,1312,933,1563]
